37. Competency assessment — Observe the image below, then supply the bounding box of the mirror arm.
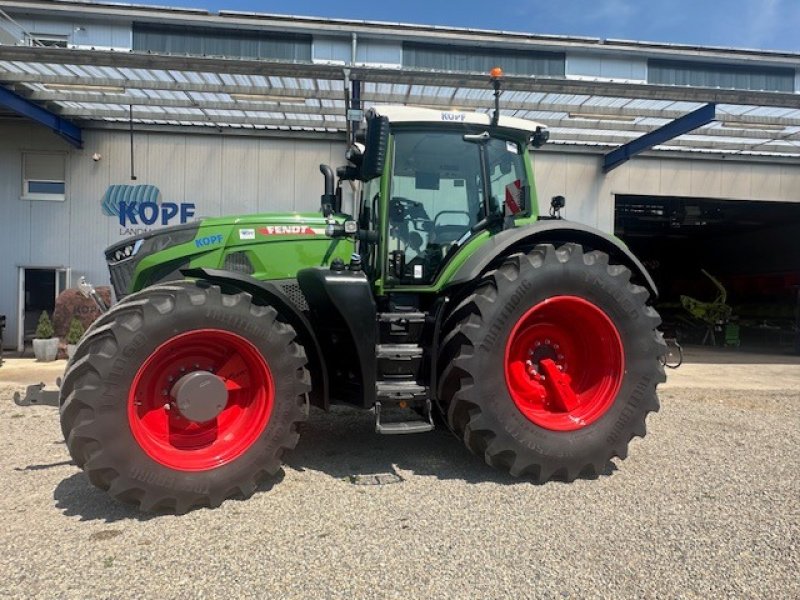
[470,210,504,235]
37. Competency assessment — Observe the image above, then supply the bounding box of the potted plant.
[32,311,59,362]
[65,317,85,360]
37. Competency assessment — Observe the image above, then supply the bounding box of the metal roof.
[8,0,800,62]
[0,44,799,162]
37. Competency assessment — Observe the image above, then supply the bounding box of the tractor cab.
[359,106,547,288]
[337,105,550,290]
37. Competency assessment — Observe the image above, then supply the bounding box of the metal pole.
[350,78,362,145]
[129,104,137,181]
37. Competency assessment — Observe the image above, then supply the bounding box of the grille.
[108,258,137,299]
[276,280,309,312]
[223,251,254,275]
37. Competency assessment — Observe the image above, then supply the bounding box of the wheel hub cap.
[171,370,229,423]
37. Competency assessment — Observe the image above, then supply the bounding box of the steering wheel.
[389,197,431,224]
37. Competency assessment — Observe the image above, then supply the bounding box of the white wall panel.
[531,154,567,210]
[749,163,783,200]
[357,39,402,67]
[220,137,260,215]
[184,136,223,217]
[564,155,603,226]
[779,165,800,200]
[257,139,296,212]
[293,140,336,212]
[567,54,647,82]
[718,162,753,199]
[626,159,662,195]
[0,142,30,349]
[690,161,722,198]
[313,36,351,64]
[145,135,186,203]
[67,130,111,286]
[658,161,692,196]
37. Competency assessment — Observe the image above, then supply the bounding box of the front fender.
[181,267,329,410]
[445,220,658,300]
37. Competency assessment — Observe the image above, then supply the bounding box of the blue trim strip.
[0,84,83,148]
[603,103,716,173]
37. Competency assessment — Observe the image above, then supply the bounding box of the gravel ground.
[0,355,798,599]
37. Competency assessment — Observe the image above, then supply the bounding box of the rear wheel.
[438,243,666,481]
[59,282,310,513]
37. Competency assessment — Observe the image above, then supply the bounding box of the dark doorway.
[615,195,800,352]
[23,268,57,346]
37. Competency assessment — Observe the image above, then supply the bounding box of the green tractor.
[60,76,665,513]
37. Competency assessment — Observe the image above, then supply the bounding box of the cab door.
[381,129,531,291]
[382,129,483,287]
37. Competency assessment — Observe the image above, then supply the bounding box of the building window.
[26,34,69,48]
[648,59,795,93]
[22,153,66,201]
[132,23,312,61]
[403,42,565,77]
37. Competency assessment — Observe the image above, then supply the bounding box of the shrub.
[35,311,55,339]
[66,317,85,345]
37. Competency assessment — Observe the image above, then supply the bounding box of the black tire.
[59,282,310,513]
[438,243,666,482]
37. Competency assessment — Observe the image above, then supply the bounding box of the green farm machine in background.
[61,71,665,513]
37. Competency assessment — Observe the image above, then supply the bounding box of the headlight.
[110,239,143,264]
[105,223,200,265]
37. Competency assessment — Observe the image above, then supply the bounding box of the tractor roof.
[370,105,547,135]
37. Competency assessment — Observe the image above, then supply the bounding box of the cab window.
[485,138,528,217]
[387,130,482,284]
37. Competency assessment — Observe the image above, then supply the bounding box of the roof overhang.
[0,81,82,147]
[0,45,797,163]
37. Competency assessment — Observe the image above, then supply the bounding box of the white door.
[56,268,71,297]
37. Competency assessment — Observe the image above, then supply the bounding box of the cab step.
[375,399,434,435]
[377,311,426,344]
[376,344,424,380]
[374,381,434,434]
[376,380,428,402]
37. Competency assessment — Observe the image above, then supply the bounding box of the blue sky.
[121,0,800,52]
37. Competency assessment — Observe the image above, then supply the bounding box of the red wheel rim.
[128,329,274,471]
[504,296,624,431]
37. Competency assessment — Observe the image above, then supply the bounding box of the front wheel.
[59,282,310,513]
[438,243,666,481]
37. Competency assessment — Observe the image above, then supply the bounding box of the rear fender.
[181,267,329,410]
[445,220,658,300]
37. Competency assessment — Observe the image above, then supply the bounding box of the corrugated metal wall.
[12,17,131,49]
[0,123,341,348]
[1,121,799,348]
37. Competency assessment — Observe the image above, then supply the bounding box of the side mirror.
[550,195,565,218]
[345,143,364,166]
[319,164,335,217]
[360,114,390,181]
[530,126,550,148]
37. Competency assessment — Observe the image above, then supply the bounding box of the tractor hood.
[105,212,353,299]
